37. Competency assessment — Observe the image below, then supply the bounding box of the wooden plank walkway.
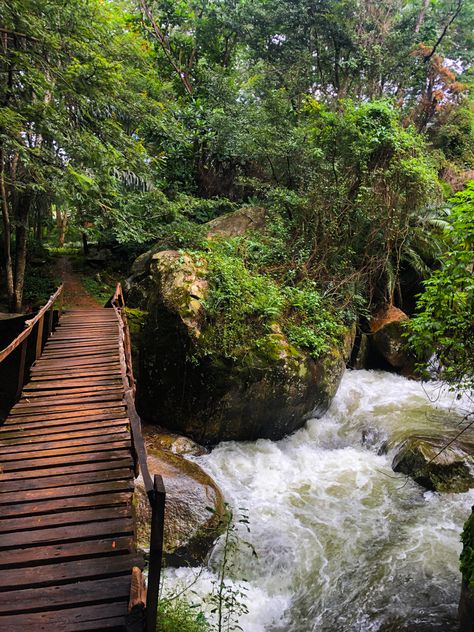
[0,309,142,631]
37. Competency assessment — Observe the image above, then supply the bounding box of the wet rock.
[370,305,413,371]
[460,508,474,632]
[392,436,474,493]
[135,447,225,566]
[342,323,357,365]
[129,249,346,444]
[352,333,369,369]
[361,427,389,454]
[143,425,208,457]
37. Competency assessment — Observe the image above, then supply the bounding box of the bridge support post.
[145,475,166,632]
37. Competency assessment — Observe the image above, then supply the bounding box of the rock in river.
[135,437,225,566]
[392,435,474,493]
[128,247,347,444]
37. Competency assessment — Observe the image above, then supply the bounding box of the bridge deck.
[0,309,141,631]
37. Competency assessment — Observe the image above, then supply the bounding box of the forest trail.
[55,256,101,309]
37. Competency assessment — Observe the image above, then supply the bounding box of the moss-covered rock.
[128,247,346,444]
[135,436,225,566]
[206,206,266,238]
[392,435,474,493]
[369,305,415,372]
[460,508,474,632]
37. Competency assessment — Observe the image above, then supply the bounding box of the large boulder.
[392,435,474,493]
[206,206,266,238]
[369,305,414,372]
[129,249,346,444]
[135,432,225,566]
[460,508,474,632]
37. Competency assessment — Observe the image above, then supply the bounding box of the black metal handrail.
[112,282,166,632]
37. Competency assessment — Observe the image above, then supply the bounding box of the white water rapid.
[163,370,474,632]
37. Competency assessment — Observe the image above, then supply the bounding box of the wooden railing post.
[15,338,28,400]
[47,305,54,338]
[146,475,166,632]
[35,314,44,360]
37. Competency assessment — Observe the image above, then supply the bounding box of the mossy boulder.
[206,206,266,238]
[128,249,346,444]
[369,305,414,372]
[460,508,474,632]
[135,436,225,566]
[392,435,474,493]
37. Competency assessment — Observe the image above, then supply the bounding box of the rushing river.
[163,370,474,631]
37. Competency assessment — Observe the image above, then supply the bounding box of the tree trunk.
[82,231,89,255]
[0,155,14,310]
[12,200,29,313]
[415,0,429,33]
[56,207,67,246]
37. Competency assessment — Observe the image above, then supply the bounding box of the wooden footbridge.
[0,285,165,632]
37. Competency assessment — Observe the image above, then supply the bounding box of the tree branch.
[425,0,463,63]
[139,0,193,96]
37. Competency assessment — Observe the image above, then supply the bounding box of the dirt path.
[55,256,101,309]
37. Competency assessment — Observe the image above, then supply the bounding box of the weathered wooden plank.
[0,459,132,483]
[6,404,125,425]
[0,426,130,448]
[0,421,128,442]
[0,575,131,613]
[0,433,130,456]
[2,451,132,473]
[0,480,133,505]
[0,517,134,549]
[11,393,123,410]
[0,601,128,631]
[0,506,131,534]
[29,370,121,383]
[24,377,122,390]
[19,384,122,398]
[0,468,132,493]
[0,441,131,463]
[2,410,127,428]
[0,492,131,518]
[0,554,140,589]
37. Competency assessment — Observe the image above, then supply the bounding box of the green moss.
[461,511,474,588]
[124,307,148,333]
[188,239,344,364]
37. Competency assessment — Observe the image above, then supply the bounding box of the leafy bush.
[409,181,474,391]
[194,238,344,362]
[157,597,210,632]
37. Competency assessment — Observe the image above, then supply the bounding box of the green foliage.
[80,273,117,306]
[409,181,474,390]
[461,511,474,588]
[23,268,59,310]
[157,597,210,632]
[194,237,344,362]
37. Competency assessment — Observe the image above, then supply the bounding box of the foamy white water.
[162,370,474,631]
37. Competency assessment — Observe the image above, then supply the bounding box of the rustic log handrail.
[0,284,64,399]
[112,282,165,632]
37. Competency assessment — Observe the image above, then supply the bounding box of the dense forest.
[1,1,474,631]
[1,0,473,318]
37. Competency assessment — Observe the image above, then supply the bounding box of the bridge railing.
[0,284,64,399]
[112,282,166,632]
